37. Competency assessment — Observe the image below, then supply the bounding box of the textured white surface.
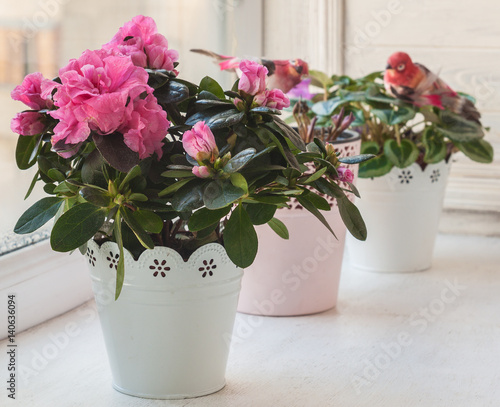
[1,234,499,407]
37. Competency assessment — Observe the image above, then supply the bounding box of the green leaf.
[296,195,336,237]
[422,127,447,164]
[301,191,331,211]
[158,178,194,197]
[50,203,106,252]
[14,197,63,234]
[223,204,258,268]
[245,203,277,225]
[230,172,248,193]
[436,110,484,142]
[119,165,142,190]
[203,179,245,210]
[223,148,257,173]
[171,181,205,212]
[308,70,334,89]
[301,167,327,184]
[121,207,154,249]
[384,139,419,168]
[267,217,289,239]
[338,154,376,165]
[161,170,196,178]
[47,168,65,182]
[250,106,281,115]
[16,135,40,170]
[267,117,307,151]
[455,139,494,163]
[132,210,163,234]
[199,76,226,100]
[154,80,190,104]
[80,187,112,207]
[311,92,366,116]
[188,206,231,232]
[337,196,367,240]
[24,170,40,200]
[372,106,416,125]
[358,154,393,178]
[207,110,245,129]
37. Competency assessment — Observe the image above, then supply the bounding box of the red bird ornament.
[384,52,480,123]
[191,49,309,94]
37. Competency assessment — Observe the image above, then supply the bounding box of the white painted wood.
[0,240,93,339]
[3,234,499,406]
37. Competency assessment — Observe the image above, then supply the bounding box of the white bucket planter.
[237,132,361,316]
[347,160,451,272]
[86,240,243,399]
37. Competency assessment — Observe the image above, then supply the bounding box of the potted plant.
[10,16,372,399]
[237,86,366,316]
[309,68,493,272]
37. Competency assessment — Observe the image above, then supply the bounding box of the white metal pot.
[86,240,243,399]
[346,160,451,272]
[237,132,361,316]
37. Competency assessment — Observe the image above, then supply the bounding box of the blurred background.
[1,0,499,247]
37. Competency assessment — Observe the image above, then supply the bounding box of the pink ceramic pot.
[237,131,361,316]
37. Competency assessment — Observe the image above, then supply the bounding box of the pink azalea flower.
[337,166,354,183]
[103,15,179,71]
[263,89,290,110]
[182,121,219,163]
[238,60,267,96]
[49,50,151,146]
[11,72,53,110]
[192,165,212,178]
[121,93,170,159]
[11,112,47,136]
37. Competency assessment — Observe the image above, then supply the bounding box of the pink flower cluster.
[237,60,290,110]
[103,15,179,71]
[11,16,176,160]
[182,121,219,178]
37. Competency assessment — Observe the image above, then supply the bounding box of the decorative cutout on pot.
[398,170,413,184]
[199,259,217,278]
[430,169,441,183]
[86,248,97,267]
[149,259,170,277]
[106,251,120,270]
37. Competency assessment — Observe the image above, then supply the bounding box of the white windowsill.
[1,233,499,406]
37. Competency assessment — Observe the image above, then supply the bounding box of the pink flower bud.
[11,72,53,110]
[182,121,219,163]
[264,89,290,110]
[337,166,354,183]
[11,112,47,136]
[238,60,268,96]
[192,165,212,178]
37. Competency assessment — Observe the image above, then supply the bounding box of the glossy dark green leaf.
[267,217,289,239]
[171,181,205,212]
[223,204,258,268]
[154,80,190,104]
[207,109,245,129]
[14,197,63,234]
[132,209,163,234]
[245,203,277,225]
[311,92,365,116]
[24,169,40,200]
[80,186,112,207]
[199,76,226,100]
[47,168,65,182]
[81,149,107,187]
[267,117,307,151]
[301,191,331,211]
[358,154,394,178]
[50,203,106,252]
[230,173,248,193]
[203,179,245,210]
[223,148,256,173]
[384,139,419,168]
[250,106,281,115]
[188,206,231,231]
[337,196,367,241]
[119,165,142,190]
[16,135,39,170]
[455,139,494,163]
[158,178,194,197]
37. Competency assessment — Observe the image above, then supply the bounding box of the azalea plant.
[288,71,493,178]
[11,16,373,298]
